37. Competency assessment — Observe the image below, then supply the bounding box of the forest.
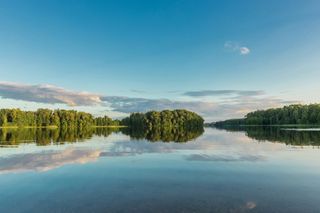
[0,108,120,129]
[121,109,204,130]
[0,108,204,131]
[213,104,320,126]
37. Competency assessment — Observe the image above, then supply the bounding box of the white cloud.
[224,41,250,55]
[182,90,263,97]
[101,95,298,122]
[0,148,101,174]
[240,46,250,55]
[0,82,102,106]
[0,81,299,122]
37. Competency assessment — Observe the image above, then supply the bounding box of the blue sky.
[0,0,320,121]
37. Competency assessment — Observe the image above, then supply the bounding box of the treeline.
[214,104,320,126]
[0,108,204,130]
[121,109,204,131]
[212,118,245,127]
[0,108,120,129]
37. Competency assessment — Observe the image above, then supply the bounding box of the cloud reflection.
[0,148,101,174]
[246,201,257,209]
[0,128,294,175]
[104,128,286,160]
[185,154,266,162]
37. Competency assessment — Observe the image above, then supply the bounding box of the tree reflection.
[121,126,204,142]
[215,126,320,146]
[0,126,203,146]
[0,127,116,146]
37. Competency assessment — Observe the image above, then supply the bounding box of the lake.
[0,127,320,213]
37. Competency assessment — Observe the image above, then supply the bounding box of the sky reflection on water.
[0,128,319,212]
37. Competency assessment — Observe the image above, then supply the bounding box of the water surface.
[0,127,320,213]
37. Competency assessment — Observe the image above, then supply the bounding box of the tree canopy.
[0,108,119,129]
[0,109,204,131]
[213,104,320,126]
[121,109,204,130]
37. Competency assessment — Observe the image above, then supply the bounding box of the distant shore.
[0,125,127,129]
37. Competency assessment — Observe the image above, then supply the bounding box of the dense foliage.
[121,109,204,130]
[95,116,121,126]
[214,104,320,126]
[0,109,204,138]
[0,108,119,129]
[213,118,245,127]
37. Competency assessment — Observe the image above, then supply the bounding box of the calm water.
[0,127,320,213]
